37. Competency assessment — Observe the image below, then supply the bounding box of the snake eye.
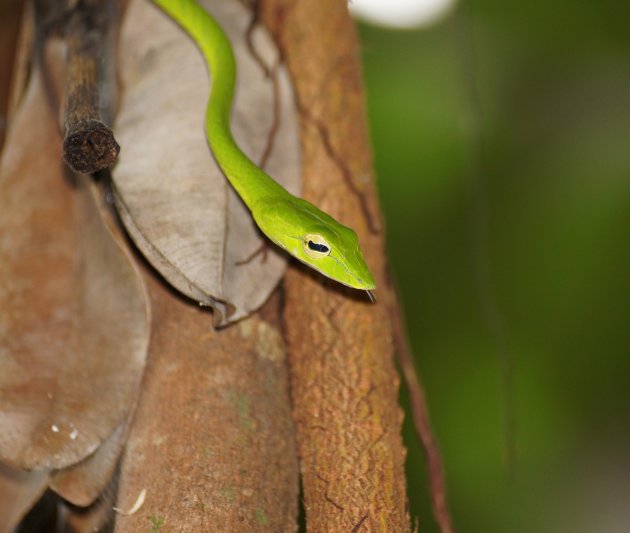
[304,234,331,259]
[308,241,329,253]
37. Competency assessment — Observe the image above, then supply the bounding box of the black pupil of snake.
[307,241,329,254]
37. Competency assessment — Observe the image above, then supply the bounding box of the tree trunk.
[262,0,411,530]
[115,276,298,532]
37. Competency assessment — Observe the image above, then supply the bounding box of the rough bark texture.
[115,275,298,532]
[261,1,410,531]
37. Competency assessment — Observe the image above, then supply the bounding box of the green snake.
[153,0,376,293]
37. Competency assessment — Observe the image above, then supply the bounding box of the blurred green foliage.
[359,1,630,531]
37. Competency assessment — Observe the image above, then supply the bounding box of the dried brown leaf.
[0,67,150,471]
[61,491,116,533]
[0,462,49,533]
[50,422,125,506]
[113,0,301,326]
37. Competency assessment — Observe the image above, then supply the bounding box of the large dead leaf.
[49,422,126,506]
[0,463,49,533]
[0,66,150,472]
[112,0,301,326]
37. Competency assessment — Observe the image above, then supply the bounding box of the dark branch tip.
[63,120,120,174]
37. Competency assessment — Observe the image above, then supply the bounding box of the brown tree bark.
[114,276,298,532]
[261,1,411,531]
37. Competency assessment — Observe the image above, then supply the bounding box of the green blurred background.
[358,1,630,531]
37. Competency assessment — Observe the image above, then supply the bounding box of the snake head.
[252,196,376,291]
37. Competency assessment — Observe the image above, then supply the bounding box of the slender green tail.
[153,0,287,207]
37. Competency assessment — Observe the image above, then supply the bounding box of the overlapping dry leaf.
[50,422,127,506]
[113,0,301,326]
[0,60,149,521]
[0,463,49,533]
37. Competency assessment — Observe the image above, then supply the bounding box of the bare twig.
[388,274,456,533]
[63,0,119,173]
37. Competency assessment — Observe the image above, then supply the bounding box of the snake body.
[154,0,375,291]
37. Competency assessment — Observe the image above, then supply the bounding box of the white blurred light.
[349,0,455,29]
